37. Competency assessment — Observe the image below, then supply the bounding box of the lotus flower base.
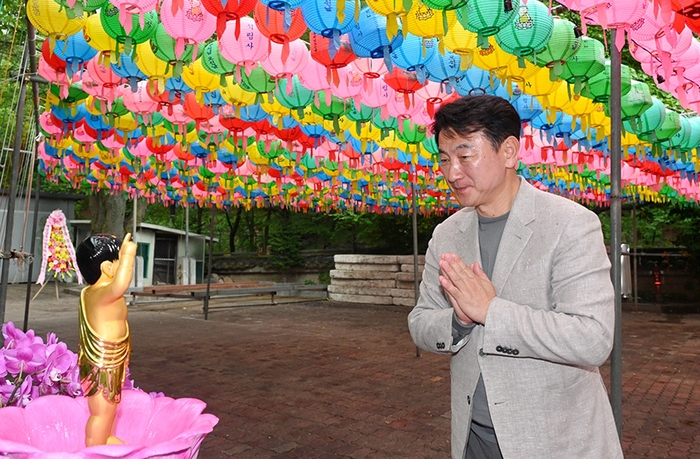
[0,389,218,458]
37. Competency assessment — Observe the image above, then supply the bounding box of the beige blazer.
[408,179,623,459]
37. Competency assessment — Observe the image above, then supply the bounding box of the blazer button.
[513,349,520,356]
[496,345,503,353]
[479,348,485,357]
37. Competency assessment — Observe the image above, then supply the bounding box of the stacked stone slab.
[329,254,425,306]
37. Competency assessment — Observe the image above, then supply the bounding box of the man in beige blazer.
[408,95,623,459]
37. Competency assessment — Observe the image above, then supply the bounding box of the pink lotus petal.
[24,395,88,452]
[0,390,217,459]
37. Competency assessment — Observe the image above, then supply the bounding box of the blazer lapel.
[457,208,482,267]
[490,180,536,294]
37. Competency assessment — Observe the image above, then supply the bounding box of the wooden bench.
[128,282,328,319]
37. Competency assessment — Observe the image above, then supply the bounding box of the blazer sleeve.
[408,228,474,355]
[482,208,615,367]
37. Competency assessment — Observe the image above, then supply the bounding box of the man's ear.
[502,136,520,168]
[100,260,114,278]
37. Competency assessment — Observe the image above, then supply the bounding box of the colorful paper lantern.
[300,0,356,40]
[150,23,202,79]
[349,7,404,60]
[605,80,653,121]
[160,0,217,59]
[443,21,479,70]
[366,0,408,40]
[254,1,308,48]
[218,16,268,76]
[202,0,257,38]
[559,36,606,95]
[26,0,86,44]
[457,0,519,48]
[495,0,554,67]
[529,18,582,80]
[404,2,457,39]
[201,41,237,86]
[581,61,632,103]
[100,3,158,54]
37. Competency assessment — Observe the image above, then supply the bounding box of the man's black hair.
[76,234,122,285]
[431,94,521,152]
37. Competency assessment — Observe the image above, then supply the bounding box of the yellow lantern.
[444,22,479,71]
[27,0,85,45]
[405,3,457,40]
[472,37,516,75]
[260,99,292,127]
[246,141,270,166]
[367,0,408,40]
[113,113,138,132]
[134,42,173,93]
[291,105,325,125]
[520,65,563,97]
[497,59,541,89]
[322,116,354,140]
[83,13,120,64]
[181,59,221,104]
[220,78,257,108]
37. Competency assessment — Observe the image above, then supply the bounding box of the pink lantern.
[40,112,64,140]
[80,70,120,107]
[120,81,159,121]
[629,6,693,56]
[86,57,123,89]
[218,15,267,76]
[385,92,420,120]
[38,56,71,99]
[359,76,393,109]
[329,66,364,106]
[578,0,648,50]
[415,80,459,118]
[261,39,309,83]
[299,57,332,92]
[352,58,388,91]
[160,0,217,58]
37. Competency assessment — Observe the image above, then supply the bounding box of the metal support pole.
[411,166,420,357]
[23,21,43,331]
[0,41,30,323]
[609,29,623,439]
[203,205,215,320]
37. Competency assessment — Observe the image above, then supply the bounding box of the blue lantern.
[425,50,467,91]
[54,32,98,78]
[111,53,147,91]
[301,0,357,39]
[390,34,437,84]
[349,7,404,69]
[456,66,500,96]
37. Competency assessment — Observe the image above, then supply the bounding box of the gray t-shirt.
[452,212,509,455]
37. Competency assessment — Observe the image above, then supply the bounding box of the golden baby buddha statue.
[75,233,137,447]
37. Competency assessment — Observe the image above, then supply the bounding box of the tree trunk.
[224,207,243,253]
[88,192,126,236]
[124,197,147,234]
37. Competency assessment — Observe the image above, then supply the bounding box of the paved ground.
[1,284,699,458]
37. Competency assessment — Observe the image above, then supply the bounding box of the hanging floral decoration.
[36,210,83,285]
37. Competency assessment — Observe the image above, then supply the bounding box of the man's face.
[437,130,513,212]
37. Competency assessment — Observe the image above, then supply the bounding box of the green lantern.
[680,117,700,151]
[641,109,681,144]
[50,82,89,105]
[274,76,314,118]
[581,60,631,103]
[457,0,520,48]
[397,119,427,145]
[238,66,276,103]
[559,36,605,96]
[93,97,129,124]
[605,80,653,121]
[151,24,202,79]
[372,110,399,138]
[311,94,351,133]
[100,4,158,56]
[422,135,438,156]
[58,0,107,19]
[495,0,554,68]
[424,0,468,11]
[201,42,237,87]
[662,115,692,154]
[257,139,287,159]
[623,97,664,138]
[346,103,375,136]
[528,18,581,80]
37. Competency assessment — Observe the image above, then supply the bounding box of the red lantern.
[309,32,357,85]
[183,91,215,130]
[202,0,257,38]
[254,2,307,56]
